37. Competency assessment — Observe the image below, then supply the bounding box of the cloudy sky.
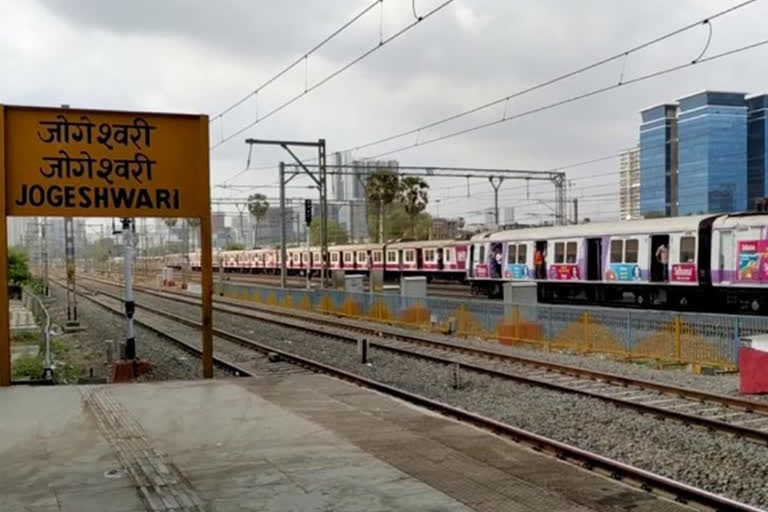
[2,0,767,224]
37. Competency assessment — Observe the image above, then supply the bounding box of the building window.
[517,244,527,264]
[610,240,623,263]
[554,242,565,264]
[625,239,639,263]
[566,242,577,263]
[507,244,516,265]
[680,236,696,263]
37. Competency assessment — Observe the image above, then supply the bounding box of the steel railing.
[22,287,53,380]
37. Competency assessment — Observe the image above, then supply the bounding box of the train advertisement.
[605,263,641,282]
[737,240,768,281]
[504,264,530,279]
[549,264,579,280]
[671,263,697,283]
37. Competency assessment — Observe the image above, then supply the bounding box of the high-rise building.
[748,94,768,209]
[639,104,678,217]
[619,147,641,220]
[677,91,747,215]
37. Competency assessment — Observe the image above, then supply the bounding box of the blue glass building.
[640,104,678,217]
[748,94,768,209]
[677,91,747,215]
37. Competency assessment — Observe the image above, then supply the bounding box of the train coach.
[468,212,768,312]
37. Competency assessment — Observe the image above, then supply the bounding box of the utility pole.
[573,198,579,225]
[182,219,190,290]
[488,176,504,227]
[64,217,77,322]
[279,162,287,288]
[40,217,49,297]
[121,218,136,360]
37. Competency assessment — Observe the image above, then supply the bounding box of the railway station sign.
[0,104,214,386]
[2,105,209,217]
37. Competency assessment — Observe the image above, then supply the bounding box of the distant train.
[136,211,768,313]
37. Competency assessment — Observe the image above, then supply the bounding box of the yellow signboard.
[2,105,209,217]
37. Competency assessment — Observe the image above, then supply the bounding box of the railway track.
[70,275,765,511]
[82,273,768,446]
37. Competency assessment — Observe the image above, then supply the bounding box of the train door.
[650,235,669,282]
[534,240,547,279]
[416,248,424,269]
[586,238,602,281]
[437,248,444,270]
[719,230,734,283]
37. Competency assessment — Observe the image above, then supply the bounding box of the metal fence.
[22,288,52,378]
[213,282,760,369]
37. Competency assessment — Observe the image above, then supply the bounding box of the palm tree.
[398,177,429,238]
[366,170,399,243]
[247,193,269,247]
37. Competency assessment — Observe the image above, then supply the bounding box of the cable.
[212,0,380,122]
[362,37,768,160]
[338,0,758,157]
[211,0,457,151]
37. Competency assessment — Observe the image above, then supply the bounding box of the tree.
[367,204,433,241]
[88,237,115,263]
[247,193,269,246]
[310,218,348,245]
[398,177,429,238]
[366,170,400,243]
[8,248,31,285]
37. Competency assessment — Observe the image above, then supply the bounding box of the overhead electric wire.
[335,0,758,158]
[212,0,381,122]
[210,0,456,151]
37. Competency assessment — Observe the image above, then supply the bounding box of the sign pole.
[0,105,10,386]
[200,214,213,378]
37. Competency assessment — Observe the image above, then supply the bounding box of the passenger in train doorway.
[534,248,546,279]
[655,243,668,281]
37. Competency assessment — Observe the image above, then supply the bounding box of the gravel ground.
[88,282,768,509]
[49,282,212,381]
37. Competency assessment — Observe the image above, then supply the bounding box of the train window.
[331,252,339,262]
[387,251,398,263]
[625,239,639,263]
[404,250,415,263]
[357,251,366,262]
[426,249,436,262]
[517,244,527,264]
[373,251,382,263]
[344,252,352,263]
[313,253,321,263]
[478,245,486,263]
[507,244,516,265]
[566,242,577,263]
[444,249,452,263]
[680,236,696,263]
[302,253,308,263]
[610,240,623,263]
[554,242,565,264]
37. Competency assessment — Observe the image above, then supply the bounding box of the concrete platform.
[10,299,37,332]
[0,374,694,512]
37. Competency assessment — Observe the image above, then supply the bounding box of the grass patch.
[12,356,43,379]
[11,331,41,345]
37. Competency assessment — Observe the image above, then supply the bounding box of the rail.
[22,287,52,380]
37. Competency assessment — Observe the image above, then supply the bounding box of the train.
[140,211,768,313]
